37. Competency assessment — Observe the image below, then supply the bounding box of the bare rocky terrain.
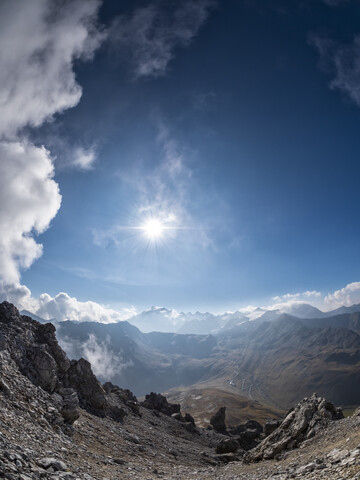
[0,301,359,480]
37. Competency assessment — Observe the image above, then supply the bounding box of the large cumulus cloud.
[0,0,103,137]
[0,0,102,303]
[0,142,61,284]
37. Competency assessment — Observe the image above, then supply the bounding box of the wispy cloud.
[82,334,133,380]
[108,0,214,79]
[71,145,97,170]
[94,115,214,252]
[58,333,133,380]
[310,32,360,107]
[322,0,348,6]
[272,290,321,303]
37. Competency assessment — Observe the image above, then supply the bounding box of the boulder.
[141,392,180,416]
[57,388,80,424]
[210,406,226,432]
[184,412,196,426]
[216,438,239,454]
[171,412,185,422]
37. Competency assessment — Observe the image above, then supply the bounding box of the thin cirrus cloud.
[108,0,215,79]
[94,117,214,252]
[321,0,348,6]
[310,32,360,107]
[272,290,322,303]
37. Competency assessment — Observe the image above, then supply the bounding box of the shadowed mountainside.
[54,311,360,419]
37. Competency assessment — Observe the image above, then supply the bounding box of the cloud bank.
[0,142,61,285]
[35,292,136,323]
[0,0,103,302]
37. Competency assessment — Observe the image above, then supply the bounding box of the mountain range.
[2,300,360,480]
[21,303,360,427]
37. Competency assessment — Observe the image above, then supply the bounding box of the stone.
[184,412,196,426]
[140,392,180,416]
[37,457,68,471]
[210,406,226,432]
[264,419,281,437]
[171,412,185,422]
[216,438,239,454]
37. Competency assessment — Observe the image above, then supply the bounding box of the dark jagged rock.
[210,406,226,432]
[64,358,107,412]
[140,392,180,416]
[245,393,344,462]
[0,301,129,425]
[172,412,185,422]
[227,420,263,450]
[216,438,239,454]
[103,382,140,415]
[228,419,263,436]
[264,419,281,437]
[184,412,196,426]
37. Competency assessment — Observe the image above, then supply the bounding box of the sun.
[142,218,165,240]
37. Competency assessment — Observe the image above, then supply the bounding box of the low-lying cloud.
[58,333,133,380]
[35,291,136,324]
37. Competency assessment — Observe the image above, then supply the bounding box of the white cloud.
[310,33,360,107]
[0,0,103,138]
[57,333,133,380]
[81,334,132,379]
[0,0,104,301]
[324,281,360,308]
[303,290,322,297]
[35,291,136,323]
[0,141,61,285]
[272,290,321,303]
[109,0,214,79]
[71,146,97,170]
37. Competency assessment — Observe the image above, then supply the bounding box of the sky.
[1,0,360,322]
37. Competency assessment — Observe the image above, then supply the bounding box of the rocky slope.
[0,301,359,480]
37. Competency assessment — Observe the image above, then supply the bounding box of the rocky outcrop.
[104,382,140,415]
[63,358,108,413]
[0,301,129,426]
[264,419,281,436]
[245,394,344,462]
[141,392,180,416]
[210,406,226,432]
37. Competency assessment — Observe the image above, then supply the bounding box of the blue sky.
[1,0,360,320]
